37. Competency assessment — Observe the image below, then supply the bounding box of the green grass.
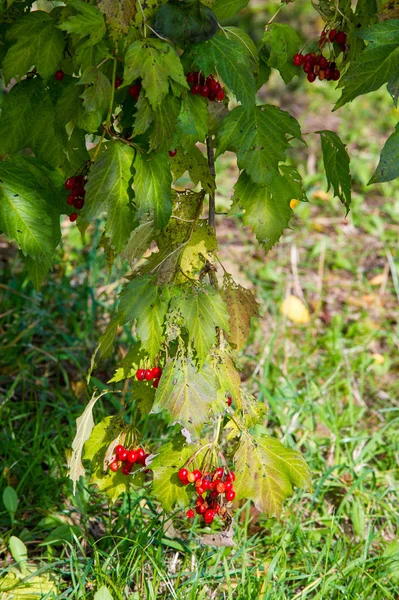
[2,19,399,600]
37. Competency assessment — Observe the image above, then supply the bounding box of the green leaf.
[261,23,302,84]
[220,274,259,350]
[123,38,188,110]
[231,168,304,250]
[319,130,351,211]
[94,586,114,600]
[133,151,172,229]
[82,142,135,252]
[79,66,112,116]
[136,290,169,361]
[150,94,182,152]
[217,105,302,185]
[68,390,109,494]
[335,21,399,109]
[151,359,219,439]
[173,287,229,365]
[154,0,218,47]
[222,26,259,70]
[2,487,18,520]
[171,145,215,193]
[3,11,65,83]
[234,433,311,516]
[192,36,256,108]
[60,0,106,46]
[369,123,399,183]
[176,94,208,150]
[387,73,399,107]
[9,537,28,574]
[179,220,217,279]
[118,276,157,325]
[213,0,248,20]
[122,221,154,266]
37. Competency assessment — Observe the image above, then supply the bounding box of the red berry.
[153,378,160,389]
[215,467,224,479]
[319,56,328,68]
[332,69,341,81]
[293,53,304,66]
[226,472,235,482]
[197,503,207,515]
[210,490,218,499]
[74,175,85,187]
[336,31,347,45]
[225,481,233,491]
[65,177,76,191]
[196,486,205,495]
[215,89,225,102]
[168,149,177,157]
[325,68,332,80]
[226,396,232,407]
[127,450,137,463]
[216,481,225,494]
[191,83,200,95]
[209,79,220,93]
[226,490,236,502]
[137,452,148,466]
[129,84,141,99]
[178,468,189,482]
[115,77,123,89]
[69,212,78,222]
[329,29,337,42]
[202,479,211,490]
[196,496,205,506]
[122,462,132,475]
[187,509,195,518]
[204,509,215,524]
[187,72,196,84]
[303,62,313,74]
[109,461,119,472]
[195,478,203,488]
[55,70,64,81]
[200,85,209,97]
[136,448,145,460]
[307,72,316,82]
[187,472,196,483]
[151,367,162,379]
[136,369,145,381]
[144,369,153,381]
[67,194,74,206]
[192,469,202,481]
[74,198,84,210]
[115,444,124,456]
[119,450,128,462]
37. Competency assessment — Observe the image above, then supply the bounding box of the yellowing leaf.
[179,221,217,278]
[281,295,310,324]
[221,275,259,349]
[369,273,385,285]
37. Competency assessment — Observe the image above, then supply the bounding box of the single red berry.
[67,194,74,206]
[319,56,328,68]
[144,369,153,381]
[115,444,124,456]
[210,490,218,499]
[136,369,145,381]
[191,83,200,95]
[307,72,316,83]
[325,68,332,80]
[336,31,347,45]
[127,450,137,463]
[226,471,235,482]
[187,72,196,84]
[153,378,160,389]
[55,70,64,81]
[151,367,162,378]
[215,89,225,102]
[200,85,210,97]
[192,469,202,481]
[119,450,128,462]
[215,467,224,479]
[168,149,177,157]
[204,509,215,524]
[187,472,196,483]
[226,396,232,407]
[293,53,304,66]
[178,468,189,482]
[195,478,203,488]
[216,481,225,494]
[137,452,148,466]
[187,509,195,518]
[202,479,211,490]
[109,461,119,472]
[65,177,76,191]
[224,481,233,491]
[329,29,337,42]
[136,448,145,460]
[209,480,216,490]
[196,486,205,495]
[332,69,341,81]
[303,62,313,74]
[122,462,132,475]
[129,84,141,99]
[196,496,205,506]
[74,198,84,210]
[226,490,236,501]
[197,503,207,515]
[115,77,123,89]
[69,212,78,222]
[209,79,220,93]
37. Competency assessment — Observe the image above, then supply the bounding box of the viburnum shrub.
[1,0,398,542]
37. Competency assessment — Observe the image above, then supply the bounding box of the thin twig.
[206,136,216,230]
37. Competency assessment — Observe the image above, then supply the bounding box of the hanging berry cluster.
[178,466,236,525]
[136,366,162,388]
[186,72,225,102]
[109,444,149,475]
[293,28,347,84]
[64,174,87,222]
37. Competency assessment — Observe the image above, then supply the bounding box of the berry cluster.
[109,444,149,475]
[178,466,236,525]
[136,366,162,389]
[320,28,347,50]
[293,52,340,83]
[128,80,142,101]
[64,175,87,222]
[186,72,225,102]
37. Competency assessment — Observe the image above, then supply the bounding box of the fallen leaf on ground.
[281,295,310,324]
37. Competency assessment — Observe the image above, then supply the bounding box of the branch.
[206,135,216,230]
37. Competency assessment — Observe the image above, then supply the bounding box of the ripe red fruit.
[202,479,211,490]
[136,369,145,381]
[153,378,160,389]
[224,481,233,491]
[144,369,153,381]
[216,89,225,102]
[127,450,137,463]
[119,450,128,462]
[209,79,220,93]
[210,490,218,499]
[332,69,341,81]
[115,77,123,89]
[178,468,189,482]
[74,198,84,210]
[216,481,226,494]
[187,509,195,518]
[137,452,148,466]
[336,31,347,45]
[303,62,313,74]
[319,56,328,68]
[136,448,145,460]
[197,503,207,514]
[200,85,209,97]
[187,72,196,84]
[196,496,205,506]
[319,70,325,81]
[115,444,124,456]
[67,195,74,206]
[226,396,232,407]
[191,83,200,95]
[195,478,203,488]
[215,467,224,478]
[69,212,78,222]
[204,509,215,524]
[293,53,304,66]
[329,29,337,42]
[65,177,76,191]
[192,469,202,481]
[109,461,119,472]
[74,175,85,187]
[196,486,205,495]
[226,472,235,482]
[151,367,162,378]
[307,72,316,83]
[122,462,132,475]
[55,70,64,81]
[168,149,177,157]
[226,490,236,502]
[129,84,141,99]
[325,68,332,80]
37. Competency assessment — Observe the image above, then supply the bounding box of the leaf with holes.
[220,275,259,350]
